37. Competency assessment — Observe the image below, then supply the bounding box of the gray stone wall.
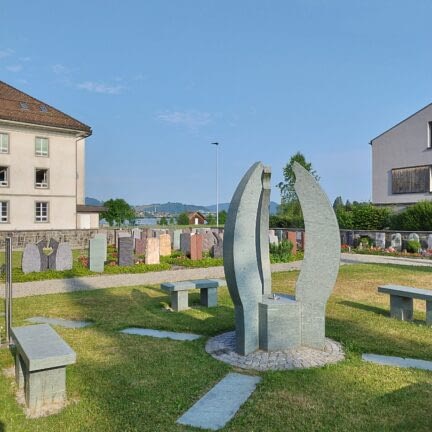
[0,229,117,250]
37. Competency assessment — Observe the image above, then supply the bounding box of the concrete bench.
[161,279,224,311]
[378,284,432,325]
[11,324,76,412]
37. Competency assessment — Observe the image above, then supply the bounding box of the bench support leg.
[390,295,413,321]
[200,288,218,307]
[426,301,432,326]
[171,291,189,311]
[25,367,66,412]
[14,352,25,390]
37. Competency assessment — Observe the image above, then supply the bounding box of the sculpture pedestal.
[259,294,301,351]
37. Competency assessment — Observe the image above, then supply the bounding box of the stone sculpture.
[22,244,41,274]
[55,242,72,271]
[223,161,340,355]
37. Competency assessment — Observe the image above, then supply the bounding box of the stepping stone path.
[206,331,344,371]
[26,316,92,329]
[120,327,201,341]
[177,372,261,430]
[362,353,432,371]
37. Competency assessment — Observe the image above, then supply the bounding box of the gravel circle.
[206,331,345,371]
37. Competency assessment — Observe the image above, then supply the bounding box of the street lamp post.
[211,142,219,226]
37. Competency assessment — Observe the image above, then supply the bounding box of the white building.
[371,103,432,208]
[0,80,103,230]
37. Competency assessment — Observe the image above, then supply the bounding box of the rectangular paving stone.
[26,316,92,329]
[177,372,261,430]
[120,327,201,341]
[362,353,432,371]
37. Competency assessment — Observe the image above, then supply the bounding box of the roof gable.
[370,102,432,144]
[0,80,91,135]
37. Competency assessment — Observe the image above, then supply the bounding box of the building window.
[35,168,49,188]
[0,166,9,187]
[35,202,49,222]
[429,122,432,149]
[391,165,431,194]
[35,137,49,156]
[0,133,9,153]
[0,201,8,223]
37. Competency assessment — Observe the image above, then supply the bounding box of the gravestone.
[131,228,141,240]
[159,233,171,256]
[268,230,278,246]
[36,240,49,271]
[211,233,224,258]
[116,231,130,249]
[190,234,203,260]
[173,230,182,250]
[89,237,105,272]
[203,231,217,252]
[135,238,146,255]
[180,233,191,256]
[375,232,386,249]
[287,231,297,254]
[94,233,107,261]
[140,229,149,241]
[22,244,41,274]
[145,238,160,264]
[408,233,420,242]
[428,234,432,250]
[118,237,134,266]
[48,238,59,270]
[55,243,72,271]
[391,233,402,251]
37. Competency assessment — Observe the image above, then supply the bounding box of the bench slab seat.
[378,284,432,325]
[11,324,76,412]
[161,279,224,311]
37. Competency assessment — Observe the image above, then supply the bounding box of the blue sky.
[1,1,432,206]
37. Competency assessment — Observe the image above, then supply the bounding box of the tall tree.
[177,212,190,225]
[277,152,320,204]
[101,199,135,226]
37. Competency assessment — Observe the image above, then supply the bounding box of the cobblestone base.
[206,331,345,371]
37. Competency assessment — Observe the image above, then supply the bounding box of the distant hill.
[85,197,103,206]
[134,201,280,215]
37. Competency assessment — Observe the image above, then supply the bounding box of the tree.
[206,214,216,225]
[177,212,190,225]
[333,196,344,211]
[169,217,175,225]
[159,216,168,225]
[101,199,135,226]
[218,210,227,225]
[277,152,319,204]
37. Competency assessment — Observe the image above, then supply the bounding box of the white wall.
[0,121,86,230]
[372,104,432,204]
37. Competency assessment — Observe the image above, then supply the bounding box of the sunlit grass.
[0,264,431,431]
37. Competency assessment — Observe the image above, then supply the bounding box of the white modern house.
[371,103,432,208]
[0,80,104,230]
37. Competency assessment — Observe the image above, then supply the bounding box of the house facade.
[371,103,432,208]
[0,81,102,230]
[188,211,207,225]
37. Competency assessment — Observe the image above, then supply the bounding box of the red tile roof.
[0,81,91,135]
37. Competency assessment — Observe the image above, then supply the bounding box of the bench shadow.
[0,420,5,431]
[338,300,388,317]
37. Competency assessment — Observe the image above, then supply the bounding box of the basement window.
[0,166,8,187]
[35,168,49,188]
[0,201,8,223]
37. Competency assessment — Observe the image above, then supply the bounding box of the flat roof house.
[0,80,103,230]
[371,103,432,208]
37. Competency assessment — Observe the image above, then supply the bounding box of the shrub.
[269,240,293,263]
[390,201,432,231]
[406,239,421,253]
[269,215,304,228]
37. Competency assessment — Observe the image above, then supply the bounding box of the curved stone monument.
[222,161,341,357]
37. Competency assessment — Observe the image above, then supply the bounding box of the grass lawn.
[1,263,432,431]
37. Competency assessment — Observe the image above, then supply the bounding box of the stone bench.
[378,284,432,325]
[11,324,76,413]
[161,279,224,311]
